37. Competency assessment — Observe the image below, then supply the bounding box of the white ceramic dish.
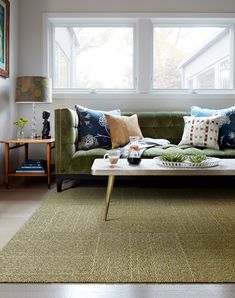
[154,157,220,168]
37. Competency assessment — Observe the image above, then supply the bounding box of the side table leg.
[24,143,28,161]
[5,143,9,189]
[46,143,51,189]
[104,175,115,221]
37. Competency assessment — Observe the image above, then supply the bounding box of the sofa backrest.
[122,111,189,144]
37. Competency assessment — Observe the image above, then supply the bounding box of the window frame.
[43,13,235,98]
[152,22,234,93]
[45,17,138,94]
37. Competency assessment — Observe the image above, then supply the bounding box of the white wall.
[0,0,18,183]
[17,0,235,148]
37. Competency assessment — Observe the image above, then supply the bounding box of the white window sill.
[52,89,235,100]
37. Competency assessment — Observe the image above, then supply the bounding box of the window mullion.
[136,19,152,94]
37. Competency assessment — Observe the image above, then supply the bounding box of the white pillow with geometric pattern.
[179,116,222,150]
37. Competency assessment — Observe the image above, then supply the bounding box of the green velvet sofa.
[55,108,235,191]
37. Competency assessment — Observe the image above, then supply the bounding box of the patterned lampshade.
[15,76,52,103]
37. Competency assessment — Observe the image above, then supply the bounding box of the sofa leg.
[56,176,63,192]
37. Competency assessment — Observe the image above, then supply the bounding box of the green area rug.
[0,186,235,283]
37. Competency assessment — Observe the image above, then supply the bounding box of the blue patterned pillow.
[191,106,235,148]
[75,105,121,150]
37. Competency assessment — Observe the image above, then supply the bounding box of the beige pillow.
[105,114,143,148]
[179,116,221,149]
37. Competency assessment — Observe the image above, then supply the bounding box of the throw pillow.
[179,116,221,150]
[191,106,235,148]
[75,105,121,150]
[105,114,143,148]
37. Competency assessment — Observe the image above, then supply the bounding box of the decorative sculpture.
[42,110,51,139]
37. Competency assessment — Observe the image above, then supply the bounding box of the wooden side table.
[0,138,55,189]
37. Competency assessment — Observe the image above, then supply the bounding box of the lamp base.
[31,103,37,139]
[42,135,51,139]
[30,134,41,139]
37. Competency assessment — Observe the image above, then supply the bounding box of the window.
[196,68,215,89]
[186,78,193,89]
[54,42,70,88]
[53,25,134,90]
[44,15,235,95]
[219,58,230,89]
[153,26,231,90]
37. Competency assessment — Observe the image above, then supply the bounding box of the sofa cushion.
[179,116,221,150]
[142,144,235,158]
[106,114,143,148]
[122,112,188,144]
[191,105,235,148]
[70,148,107,174]
[75,105,121,150]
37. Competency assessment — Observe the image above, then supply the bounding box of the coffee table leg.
[104,175,115,221]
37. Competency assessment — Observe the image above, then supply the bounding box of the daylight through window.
[46,17,235,93]
[153,26,231,89]
[54,26,134,90]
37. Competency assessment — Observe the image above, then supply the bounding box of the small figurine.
[42,110,51,139]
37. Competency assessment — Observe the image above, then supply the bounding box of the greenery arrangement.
[160,153,186,162]
[188,154,207,164]
[13,117,29,129]
[160,153,207,164]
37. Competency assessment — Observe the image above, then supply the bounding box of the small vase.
[17,128,24,140]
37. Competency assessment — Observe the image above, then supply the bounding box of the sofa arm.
[55,108,79,174]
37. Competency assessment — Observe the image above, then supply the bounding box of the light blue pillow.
[191,106,235,148]
[75,105,121,150]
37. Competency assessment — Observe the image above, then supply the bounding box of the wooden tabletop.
[0,138,55,144]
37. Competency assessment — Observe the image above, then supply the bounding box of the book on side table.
[16,159,46,174]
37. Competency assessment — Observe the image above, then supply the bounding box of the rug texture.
[0,186,235,283]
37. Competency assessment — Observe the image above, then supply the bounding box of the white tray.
[154,157,220,168]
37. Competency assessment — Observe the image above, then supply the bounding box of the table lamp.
[15,76,52,138]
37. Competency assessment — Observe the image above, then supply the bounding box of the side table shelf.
[0,138,55,189]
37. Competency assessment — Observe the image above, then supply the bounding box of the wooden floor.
[0,178,234,298]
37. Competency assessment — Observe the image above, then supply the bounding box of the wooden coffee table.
[91,158,235,220]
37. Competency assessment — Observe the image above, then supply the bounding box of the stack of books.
[16,160,46,174]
